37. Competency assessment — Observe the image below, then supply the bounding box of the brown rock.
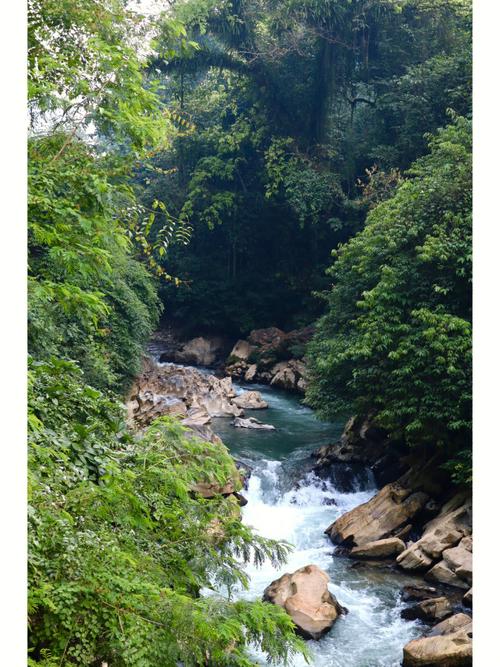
[263,564,346,640]
[174,336,224,366]
[270,359,307,392]
[228,339,255,362]
[425,560,469,590]
[401,596,453,623]
[325,482,429,546]
[397,494,472,572]
[248,327,286,349]
[244,364,258,382]
[402,617,472,666]
[130,359,244,421]
[428,613,472,637]
[349,537,406,559]
[442,538,472,586]
[233,390,268,410]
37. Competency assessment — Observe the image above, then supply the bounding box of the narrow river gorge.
[210,380,423,667]
[145,338,426,666]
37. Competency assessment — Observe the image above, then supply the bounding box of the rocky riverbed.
[130,339,472,666]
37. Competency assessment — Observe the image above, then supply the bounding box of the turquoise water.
[210,381,423,667]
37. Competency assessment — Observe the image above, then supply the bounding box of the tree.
[306,116,472,482]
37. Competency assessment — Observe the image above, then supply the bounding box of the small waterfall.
[236,459,422,667]
[150,356,424,666]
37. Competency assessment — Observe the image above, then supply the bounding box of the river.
[211,380,424,667]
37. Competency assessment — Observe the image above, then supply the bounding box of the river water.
[210,381,423,667]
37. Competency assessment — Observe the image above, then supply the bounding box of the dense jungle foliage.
[28,1,307,664]
[28,0,472,663]
[141,0,472,335]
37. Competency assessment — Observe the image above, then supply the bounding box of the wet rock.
[401,584,439,603]
[401,596,453,623]
[348,559,397,571]
[232,417,276,430]
[233,390,268,409]
[234,492,248,507]
[322,497,338,506]
[325,482,429,547]
[263,564,347,640]
[234,459,252,489]
[313,416,387,467]
[270,359,307,393]
[349,537,406,559]
[402,613,472,666]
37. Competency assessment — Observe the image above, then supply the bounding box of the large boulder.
[312,415,409,487]
[173,336,226,367]
[402,613,472,666]
[225,327,311,392]
[325,482,429,547]
[349,537,406,559]
[263,564,346,640]
[397,494,472,580]
[442,537,472,586]
[248,326,286,350]
[233,390,268,410]
[126,392,188,427]
[232,417,275,431]
[270,359,307,393]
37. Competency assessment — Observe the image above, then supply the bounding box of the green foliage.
[28,359,308,666]
[28,136,162,391]
[142,0,471,335]
[306,117,472,477]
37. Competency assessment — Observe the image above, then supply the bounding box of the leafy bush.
[28,359,307,666]
[306,117,472,479]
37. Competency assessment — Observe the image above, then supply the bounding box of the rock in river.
[401,596,453,623]
[232,417,275,430]
[232,390,268,409]
[263,564,347,640]
[349,537,406,559]
[325,482,428,547]
[402,613,472,666]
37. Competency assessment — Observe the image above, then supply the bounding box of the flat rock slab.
[349,537,406,559]
[232,417,275,430]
